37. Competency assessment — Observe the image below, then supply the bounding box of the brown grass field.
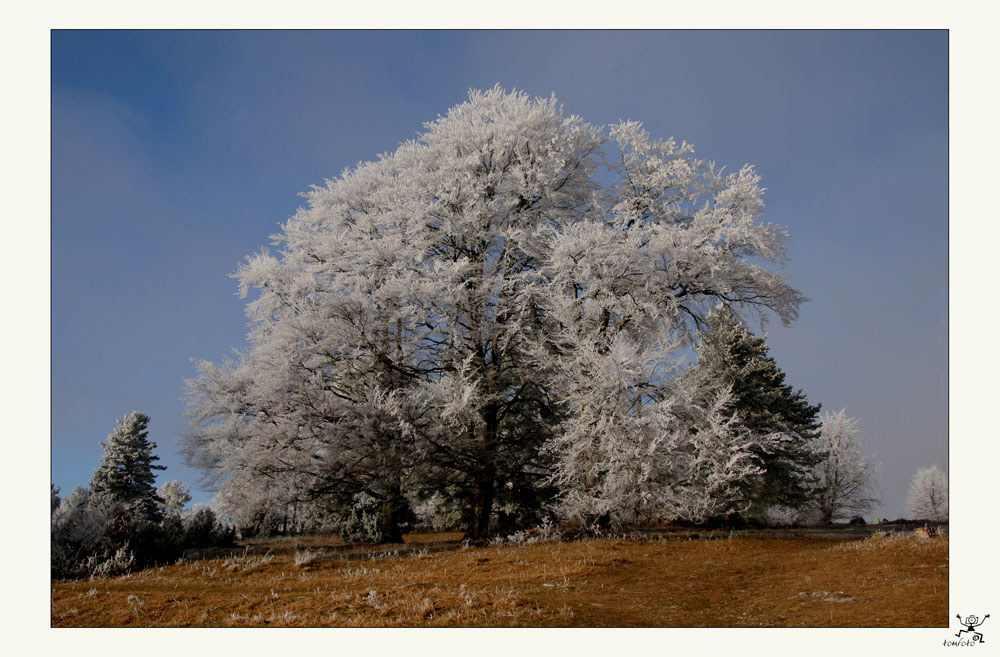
[51,531,947,628]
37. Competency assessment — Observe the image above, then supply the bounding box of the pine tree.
[686,305,821,515]
[90,411,165,523]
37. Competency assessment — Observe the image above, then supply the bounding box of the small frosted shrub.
[337,492,383,544]
[87,546,136,579]
[495,518,562,546]
[412,492,464,533]
[51,487,111,579]
[763,506,801,527]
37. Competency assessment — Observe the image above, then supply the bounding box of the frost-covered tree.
[51,486,110,579]
[681,306,820,516]
[90,411,165,523]
[52,486,105,550]
[210,470,301,537]
[186,87,601,541]
[185,345,420,540]
[185,87,807,540]
[544,372,774,528]
[907,465,948,521]
[157,480,192,519]
[809,409,880,524]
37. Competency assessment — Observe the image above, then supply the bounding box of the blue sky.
[51,30,947,521]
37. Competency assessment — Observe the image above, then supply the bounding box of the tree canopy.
[184,86,808,539]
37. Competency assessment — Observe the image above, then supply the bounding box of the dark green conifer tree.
[687,306,821,515]
[90,411,165,523]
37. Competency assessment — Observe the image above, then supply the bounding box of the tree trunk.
[379,500,404,544]
[376,448,406,544]
[466,402,499,543]
[468,467,496,543]
[378,477,405,544]
[497,508,516,536]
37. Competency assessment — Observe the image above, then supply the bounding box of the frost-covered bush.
[413,492,465,533]
[52,417,210,579]
[493,518,563,546]
[761,505,803,527]
[294,497,344,536]
[337,492,383,544]
[85,546,136,579]
[51,486,111,580]
[52,487,106,549]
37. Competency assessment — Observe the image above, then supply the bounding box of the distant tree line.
[51,412,232,580]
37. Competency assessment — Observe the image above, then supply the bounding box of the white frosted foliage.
[809,409,880,523]
[157,480,192,518]
[184,87,807,535]
[906,465,948,522]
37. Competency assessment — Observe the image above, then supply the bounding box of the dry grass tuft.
[293,549,321,568]
[221,548,275,572]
